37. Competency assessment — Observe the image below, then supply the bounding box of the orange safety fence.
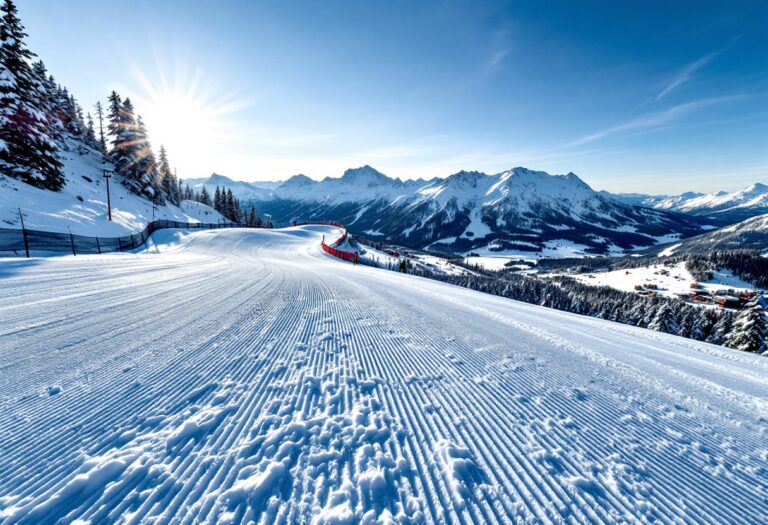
[293,220,358,264]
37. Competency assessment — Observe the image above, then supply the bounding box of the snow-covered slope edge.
[0,139,225,236]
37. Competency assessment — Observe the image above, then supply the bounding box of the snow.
[0,140,225,236]
[666,182,768,214]
[567,261,757,301]
[467,239,597,264]
[628,183,768,216]
[463,255,519,271]
[0,225,766,524]
[658,242,682,257]
[460,209,492,239]
[409,254,468,276]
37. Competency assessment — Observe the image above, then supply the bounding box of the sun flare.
[128,63,248,176]
[142,91,217,157]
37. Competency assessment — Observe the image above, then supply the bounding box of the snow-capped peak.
[742,182,768,194]
[280,174,315,188]
[338,165,398,187]
[207,173,237,185]
[444,170,486,188]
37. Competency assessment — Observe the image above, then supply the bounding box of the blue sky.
[20,0,768,193]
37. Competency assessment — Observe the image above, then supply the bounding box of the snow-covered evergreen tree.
[706,312,733,346]
[93,100,107,156]
[199,186,211,206]
[107,91,129,170]
[725,296,767,354]
[648,302,679,334]
[213,186,222,212]
[226,189,234,220]
[85,112,98,148]
[0,0,64,190]
[30,61,62,141]
[107,95,162,202]
[157,145,178,205]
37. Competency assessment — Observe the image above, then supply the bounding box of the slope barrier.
[294,220,359,264]
[0,219,244,257]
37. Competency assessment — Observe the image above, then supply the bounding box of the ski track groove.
[1,226,766,525]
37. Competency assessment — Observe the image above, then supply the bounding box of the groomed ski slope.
[0,225,766,524]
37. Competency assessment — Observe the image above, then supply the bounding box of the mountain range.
[186,166,708,256]
[606,183,768,225]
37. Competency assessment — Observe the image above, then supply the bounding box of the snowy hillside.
[563,260,756,303]
[650,212,768,256]
[0,139,225,236]
[609,183,768,225]
[0,225,765,524]
[194,166,705,256]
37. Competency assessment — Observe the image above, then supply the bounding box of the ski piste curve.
[0,225,766,524]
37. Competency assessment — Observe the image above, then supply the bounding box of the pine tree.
[677,307,695,338]
[213,186,222,212]
[249,206,256,227]
[65,92,85,137]
[725,296,768,354]
[85,112,97,147]
[199,186,211,206]
[648,302,679,334]
[157,145,176,204]
[707,312,733,346]
[0,0,64,190]
[93,100,106,156]
[627,300,647,328]
[110,96,138,179]
[107,91,128,168]
[134,115,159,195]
[109,96,162,203]
[688,313,707,341]
[176,176,184,202]
[226,189,235,221]
[30,61,62,141]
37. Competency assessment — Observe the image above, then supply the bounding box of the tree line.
[180,184,270,227]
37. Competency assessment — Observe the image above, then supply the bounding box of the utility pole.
[18,208,30,258]
[103,169,113,221]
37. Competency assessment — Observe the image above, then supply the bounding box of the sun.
[142,91,218,158]
[127,62,248,177]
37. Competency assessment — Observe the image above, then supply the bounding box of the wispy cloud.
[565,95,747,147]
[655,47,728,101]
[488,47,511,69]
